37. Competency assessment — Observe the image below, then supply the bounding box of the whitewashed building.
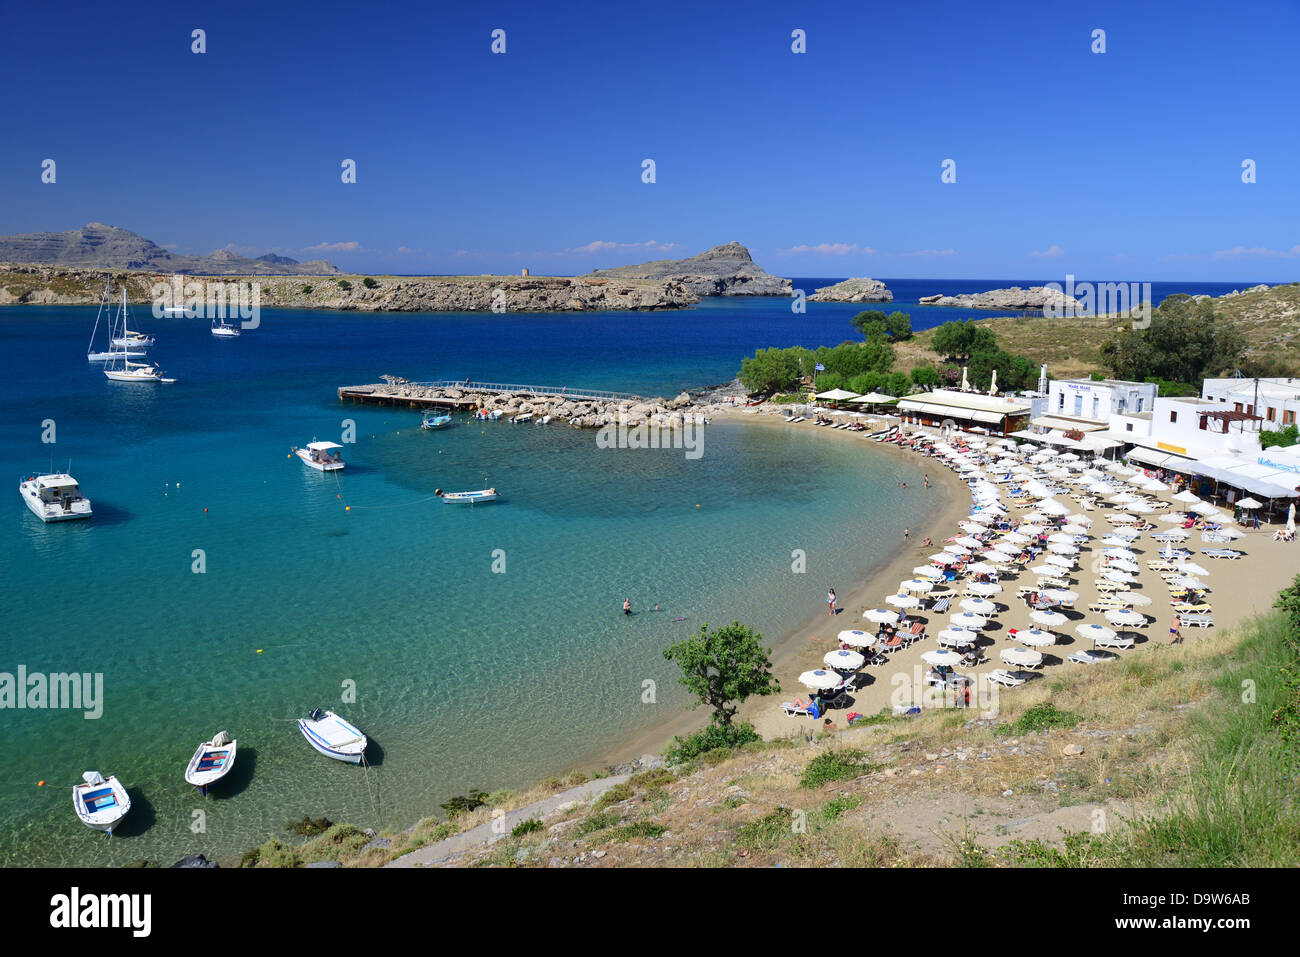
[1047,378,1157,423]
[1201,377,1300,430]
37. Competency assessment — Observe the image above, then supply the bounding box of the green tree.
[1261,423,1300,450]
[910,365,941,388]
[851,310,889,340]
[663,621,780,726]
[886,370,912,397]
[848,371,886,395]
[931,320,995,360]
[739,347,800,394]
[885,310,913,340]
[1101,297,1246,386]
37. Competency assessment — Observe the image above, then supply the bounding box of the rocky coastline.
[918,286,1082,311]
[807,277,893,302]
[588,242,791,297]
[0,264,699,312]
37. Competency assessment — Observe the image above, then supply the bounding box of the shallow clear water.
[0,297,951,866]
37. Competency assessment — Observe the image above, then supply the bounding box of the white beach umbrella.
[1001,646,1042,668]
[921,649,963,666]
[1039,499,1071,517]
[981,550,1013,564]
[1151,528,1189,541]
[837,629,876,647]
[863,608,898,624]
[1042,588,1078,604]
[950,612,988,629]
[1101,535,1135,548]
[1103,547,1138,560]
[1108,513,1137,523]
[886,593,921,609]
[1175,562,1209,576]
[1141,479,1170,491]
[937,628,977,647]
[966,581,1003,596]
[824,649,866,671]
[798,669,843,690]
[1001,531,1032,544]
[1030,609,1068,627]
[1105,608,1147,628]
[1061,523,1090,536]
[1047,542,1079,555]
[1028,564,1060,577]
[1107,558,1140,573]
[1110,492,1137,504]
[955,536,984,549]
[912,566,945,579]
[1017,628,1056,647]
[964,562,998,576]
[1018,523,1046,535]
[1047,532,1077,544]
[960,597,998,615]
[958,521,987,534]
[1171,575,1208,590]
[1172,490,1201,504]
[1205,527,1243,540]
[1190,502,1219,515]
[900,578,936,594]
[964,512,991,525]
[1045,554,1075,569]
[932,551,960,563]
[1111,526,1142,539]
[1128,501,1156,513]
[1102,569,1137,585]
[1076,623,1117,642]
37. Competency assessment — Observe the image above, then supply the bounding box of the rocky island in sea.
[918,285,1083,311]
[587,242,792,296]
[807,277,893,302]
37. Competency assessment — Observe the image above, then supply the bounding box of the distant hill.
[0,223,340,275]
[588,242,791,296]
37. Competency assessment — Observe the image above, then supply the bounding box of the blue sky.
[2,0,1297,281]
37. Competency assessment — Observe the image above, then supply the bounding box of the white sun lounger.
[780,702,812,717]
[984,669,1026,687]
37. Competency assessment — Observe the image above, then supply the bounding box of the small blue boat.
[421,412,453,430]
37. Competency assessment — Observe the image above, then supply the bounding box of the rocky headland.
[807,277,893,303]
[0,223,340,275]
[0,264,698,312]
[588,242,791,296]
[918,286,1083,311]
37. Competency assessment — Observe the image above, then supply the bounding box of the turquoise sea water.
[0,296,943,866]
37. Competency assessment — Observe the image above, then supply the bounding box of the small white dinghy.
[298,709,367,763]
[185,731,238,794]
[435,487,499,504]
[73,771,131,835]
[294,441,345,471]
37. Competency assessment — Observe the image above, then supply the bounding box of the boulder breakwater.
[338,378,747,428]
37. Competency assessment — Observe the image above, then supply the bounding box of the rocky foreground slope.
[589,242,792,296]
[0,264,698,311]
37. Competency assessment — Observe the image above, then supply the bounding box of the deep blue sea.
[0,277,1273,865]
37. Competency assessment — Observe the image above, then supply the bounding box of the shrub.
[440,789,489,818]
[800,748,877,788]
[735,807,795,851]
[301,284,313,294]
[591,783,633,813]
[362,277,379,288]
[511,817,544,837]
[336,279,352,291]
[1004,702,1081,734]
[285,815,332,836]
[605,821,667,843]
[664,722,761,764]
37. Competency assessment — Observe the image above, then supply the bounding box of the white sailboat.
[211,318,240,338]
[86,278,144,361]
[103,286,175,383]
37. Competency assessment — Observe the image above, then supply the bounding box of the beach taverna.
[897,389,1032,437]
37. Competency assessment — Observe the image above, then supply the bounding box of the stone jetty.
[338,378,748,429]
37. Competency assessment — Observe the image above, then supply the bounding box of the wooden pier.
[338,378,649,410]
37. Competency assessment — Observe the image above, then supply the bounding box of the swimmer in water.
[623,598,632,616]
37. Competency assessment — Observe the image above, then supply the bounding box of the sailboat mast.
[86,277,110,355]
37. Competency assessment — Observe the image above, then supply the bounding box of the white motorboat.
[294,441,345,471]
[435,487,499,504]
[184,731,237,794]
[73,771,131,835]
[421,411,452,430]
[297,709,367,763]
[535,415,551,425]
[20,473,93,522]
[512,412,533,423]
[211,319,240,338]
[112,331,155,348]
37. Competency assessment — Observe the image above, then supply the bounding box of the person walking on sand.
[903,528,910,542]
[924,474,930,490]
[1169,616,1182,645]
[827,588,838,616]
[623,597,632,616]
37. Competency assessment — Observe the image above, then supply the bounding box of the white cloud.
[776,243,875,256]
[567,240,681,255]
[1211,245,1300,260]
[1029,244,1064,258]
[301,241,361,253]
[901,248,956,257]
